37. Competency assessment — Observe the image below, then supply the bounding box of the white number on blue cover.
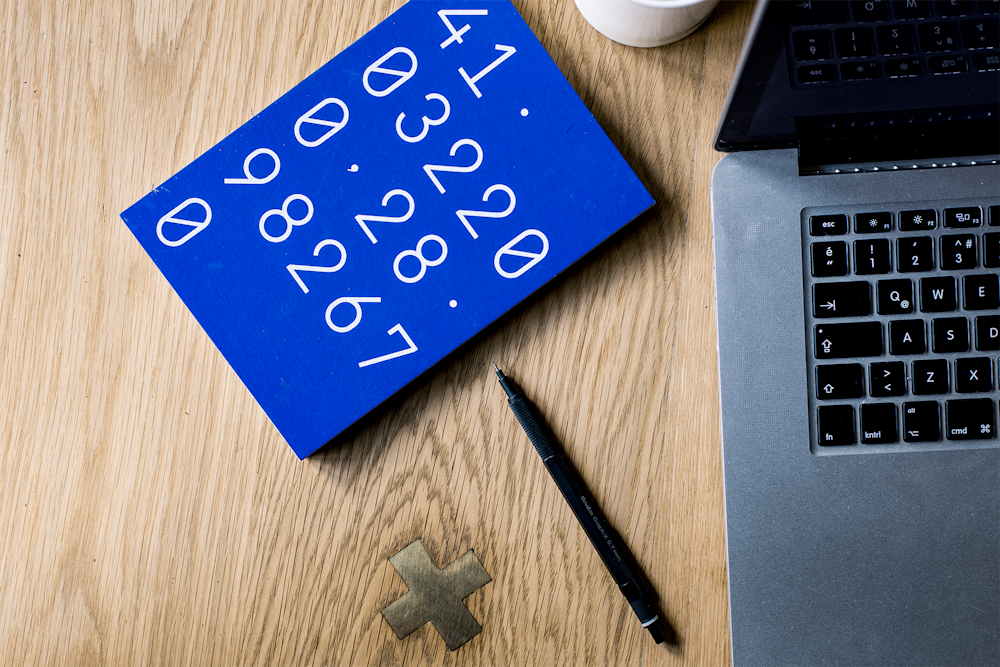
[423,139,483,194]
[224,148,281,185]
[286,239,347,293]
[358,324,418,368]
[393,234,448,284]
[456,184,515,239]
[396,93,450,144]
[438,9,488,48]
[325,296,381,333]
[294,98,349,148]
[355,189,415,244]
[157,198,212,247]
[494,229,548,279]
[363,47,417,98]
[259,194,313,243]
[459,45,516,98]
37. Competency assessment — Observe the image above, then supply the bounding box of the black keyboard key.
[855,238,892,274]
[928,53,970,73]
[956,357,994,392]
[973,51,1000,70]
[794,30,834,60]
[837,27,876,56]
[853,0,891,20]
[945,398,997,439]
[816,322,884,358]
[810,214,848,235]
[817,363,866,398]
[890,319,927,354]
[932,316,970,352]
[855,211,893,233]
[920,276,957,311]
[841,61,882,80]
[990,205,999,226]
[877,24,917,53]
[903,401,942,441]
[919,21,961,50]
[897,236,935,272]
[812,241,850,276]
[935,0,975,15]
[893,0,933,19]
[965,274,999,310]
[913,358,950,394]
[791,1,851,25]
[798,64,839,83]
[961,18,1000,48]
[976,315,1000,350]
[877,278,915,314]
[984,232,999,267]
[940,234,978,269]
[982,0,1000,15]
[899,209,936,231]
[861,403,899,444]
[944,206,983,227]
[818,405,856,445]
[814,281,872,317]
[885,56,927,75]
[870,361,907,396]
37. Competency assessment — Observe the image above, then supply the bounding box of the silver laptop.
[710,1,999,664]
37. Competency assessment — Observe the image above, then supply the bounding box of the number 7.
[358,324,418,368]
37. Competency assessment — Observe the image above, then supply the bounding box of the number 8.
[259,194,314,243]
[393,234,448,283]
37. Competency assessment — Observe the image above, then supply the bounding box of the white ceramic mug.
[573,0,721,48]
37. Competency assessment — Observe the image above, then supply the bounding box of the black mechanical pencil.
[493,363,670,644]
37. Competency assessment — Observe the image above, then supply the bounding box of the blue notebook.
[121,0,653,458]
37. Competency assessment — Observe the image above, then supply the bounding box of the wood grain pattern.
[0,1,753,664]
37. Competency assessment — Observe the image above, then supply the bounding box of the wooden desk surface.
[0,1,753,664]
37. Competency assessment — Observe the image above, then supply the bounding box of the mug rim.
[629,0,715,8]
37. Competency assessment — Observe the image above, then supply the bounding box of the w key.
[813,281,871,318]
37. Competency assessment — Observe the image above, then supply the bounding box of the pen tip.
[492,362,500,372]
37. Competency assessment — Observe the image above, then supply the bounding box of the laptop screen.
[714,0,1000,166]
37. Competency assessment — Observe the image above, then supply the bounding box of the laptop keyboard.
[804,199,999,453]
[787,0,999,85]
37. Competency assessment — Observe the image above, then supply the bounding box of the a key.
[852,0,890,21]
[918,21,961,52]
[956,357,994,393]
[931,317,969,353]
[940,234,977,270]
[817,363,866,399]
[877,278,914,314]
[860,403,898,444]
[855,238,892,274]
[964,274,999,310]
[810,214,848,236]
[912,358,950,394]
[869,361,906,397]
[815,322,884,358]
[855,211,892,233]
[836,27,876,56]
[812,241,849,277]
[791,1,851,26]
[903,401,941,442]
[884,57,926,76]
[897,236,934,272]
[935,0,975,16]
[889,319,926,354]
[892,0,932,20]
[813,281,872,318]
[877,24,916,54]
[975,315,999,351]
[794,30,834,60]
[817,405,856,446]
[920,276,957,312]
[960,18,999,49]
[984,232,998,267]
[943,206,982,228]
[898,209,936,231]
[945,398,997,440]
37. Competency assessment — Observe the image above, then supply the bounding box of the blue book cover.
[121,0,654,458]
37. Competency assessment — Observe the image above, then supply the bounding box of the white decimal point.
[294,98,349,148]
[286,239,347,294]
[224,148,280,185]
[396,93,450,143]
[358,324,418,368]
[157,198,212,247]
[438,9,489,48]
[459,44,516,98]
[363,47,417,97]
[325,296,381,333]
[259,194,313,243]
[495,229,548,279]
[394,234,448,284]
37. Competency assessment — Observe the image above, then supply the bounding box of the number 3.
[396,93,450,143]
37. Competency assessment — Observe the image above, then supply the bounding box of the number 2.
[358,324,418,368]
[456,184,515,239]
[355,189,415,244]
[286,239,347,293]
[423,139,483,193]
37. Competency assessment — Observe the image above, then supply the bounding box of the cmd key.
[945,398,997,440]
